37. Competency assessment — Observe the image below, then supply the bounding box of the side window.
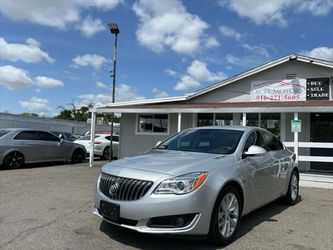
[244,132,256,152]
[263,131,284,151]
[244,131,267,152]
[38,131,60,142]
[14,131,38,140]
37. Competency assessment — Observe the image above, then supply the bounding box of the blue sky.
[0,0,332,116]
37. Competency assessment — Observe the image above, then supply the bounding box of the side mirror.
[154,141,162,148]
[60,138,65,144]
[244,145,267,157]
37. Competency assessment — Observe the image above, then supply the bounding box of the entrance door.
[310,113,333,171]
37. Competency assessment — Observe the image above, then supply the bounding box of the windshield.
[0,130,10,138]
[156,129,243,154]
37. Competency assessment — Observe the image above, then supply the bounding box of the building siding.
[188,61,333,103]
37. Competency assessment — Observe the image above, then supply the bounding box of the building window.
[245,113,259,127]
[261,113,280,136]
[197,113,214,126]
[137,114,169,134]
[215,113,233,126]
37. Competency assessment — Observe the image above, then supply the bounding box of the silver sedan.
[0,128,86,169]
[93,126,299,245]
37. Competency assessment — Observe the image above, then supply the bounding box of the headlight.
[154,172,208,195]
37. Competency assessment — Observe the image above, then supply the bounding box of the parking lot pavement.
[1,162,332,250]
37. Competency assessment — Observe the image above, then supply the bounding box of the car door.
[262,131,291,196]
[13,130,48,162]
[37,131,65,161]
[241,130,276,208]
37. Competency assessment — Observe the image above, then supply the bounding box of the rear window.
[0,130,9,138]
[14,131,39,140]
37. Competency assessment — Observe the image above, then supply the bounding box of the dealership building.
[90,54,333,172]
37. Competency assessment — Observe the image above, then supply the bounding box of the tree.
[54,100,120,123]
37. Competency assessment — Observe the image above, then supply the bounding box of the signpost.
[292,116,301,165]
[291,119,302,133]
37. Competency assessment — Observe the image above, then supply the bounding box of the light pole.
[108,23,119,161]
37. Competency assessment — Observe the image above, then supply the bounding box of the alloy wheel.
[218,193,239,238]
[4,152,24,168]
[290,174,298,201]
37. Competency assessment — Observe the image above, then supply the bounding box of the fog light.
[175,216,185,227]
[147,213,197,228]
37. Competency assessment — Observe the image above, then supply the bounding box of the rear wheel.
[209,186,242,246]
[2,151,25,169]
[284,170,299,205]
[71,149,85,164]
[102,146,110,160]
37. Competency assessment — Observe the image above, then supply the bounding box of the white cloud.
[35,76,64,88]
[302,47,333,61]
[220,0,333,27]
[298,0,333,16]
[0,0,122,30]
[170,60,227,91]
[152,88,169,98]
[72,54,107,70]
[133,0,211,54]
[77,15,105,37]
[241,43,270,58]
[0,65,64,90]
[204,37,220,48]
[79,83,145,106]
[174,75,201,91]
[219,25,241,41]
[19,97,52,113]
[0,37,54,64]
[0,65,33,90]
[96,81,109,89]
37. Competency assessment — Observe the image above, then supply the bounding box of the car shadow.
[98,196,302,249]
[235,195,302,240]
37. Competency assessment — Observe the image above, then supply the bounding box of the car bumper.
[93,175,216,235]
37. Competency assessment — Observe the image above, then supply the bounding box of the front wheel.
[284,170,299,205]
[209,186,242,246]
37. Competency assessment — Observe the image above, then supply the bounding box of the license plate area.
[100,200,120,222]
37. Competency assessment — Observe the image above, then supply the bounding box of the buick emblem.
[109,182,120,194]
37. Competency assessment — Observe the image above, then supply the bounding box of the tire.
[284,170,299,205]
[71,149,85,164]
[2,151,25,169]
[102,147,110,160]
[209,186,242,246]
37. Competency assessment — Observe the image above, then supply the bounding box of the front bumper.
[93,173,217,235]
[93,206,201,234]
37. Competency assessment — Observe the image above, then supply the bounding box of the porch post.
[294,112,299,165]
[89,111,96,167]
[177,113,182,132]
[242,113,246,126]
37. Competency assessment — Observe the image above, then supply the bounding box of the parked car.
[93,126,299,245]
[0,128,86,169]
[75,134,119,160]
[51,131,79,142]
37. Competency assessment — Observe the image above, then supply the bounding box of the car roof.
[187,125,255,132]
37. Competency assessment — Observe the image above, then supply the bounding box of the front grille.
[99,172,153,201]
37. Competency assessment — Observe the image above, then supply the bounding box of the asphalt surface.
[0,161,332,250]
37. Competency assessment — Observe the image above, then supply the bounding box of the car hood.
[102,149,234,177]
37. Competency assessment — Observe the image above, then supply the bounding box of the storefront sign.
[306,78,330,100]
[251,79,306,102]
[291,120,301,133]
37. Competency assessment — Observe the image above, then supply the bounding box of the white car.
[75,134,119,160]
